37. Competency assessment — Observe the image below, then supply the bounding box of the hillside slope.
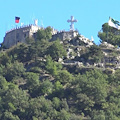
[0,27,120,120]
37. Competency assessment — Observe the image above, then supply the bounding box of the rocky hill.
[51,32,120,74]
[1,26,120,119]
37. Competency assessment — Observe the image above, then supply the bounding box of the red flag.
[15,17,20,23]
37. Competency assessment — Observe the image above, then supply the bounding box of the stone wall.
[3,25,40,48]
[3,26,79,48]
[50,31,78,41]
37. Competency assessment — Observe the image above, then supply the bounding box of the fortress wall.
[3,25,40,48]
[3,24,78,48]
[51,31,78,41]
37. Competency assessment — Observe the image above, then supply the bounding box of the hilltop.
[0,23,120,119]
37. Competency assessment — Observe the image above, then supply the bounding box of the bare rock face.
[70,35,94,47]
[101,42,115,48]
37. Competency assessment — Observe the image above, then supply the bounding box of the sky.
[1,0,120,44]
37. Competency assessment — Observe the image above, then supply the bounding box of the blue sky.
[1,0,120,44]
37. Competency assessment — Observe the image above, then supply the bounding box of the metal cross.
[67,16,77,31]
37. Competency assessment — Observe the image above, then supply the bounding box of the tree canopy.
[98,23,120,46]
[0,24,120,120]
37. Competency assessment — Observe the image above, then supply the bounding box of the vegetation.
[98,23,120,46]
[78,44,104,63]
[1,25,120,120]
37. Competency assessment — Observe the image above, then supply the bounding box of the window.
[16,33,19,39]
[24,33,26,38]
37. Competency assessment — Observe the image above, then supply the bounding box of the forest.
[0,24,120,120]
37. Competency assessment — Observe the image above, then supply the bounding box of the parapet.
[3,24,41,48]
[50,30,78,41]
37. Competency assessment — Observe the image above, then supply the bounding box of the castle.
[3,20,40,48]
[3,16,93,48]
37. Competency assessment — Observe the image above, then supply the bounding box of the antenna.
[31,13,35,24]
[41,16,44,28]
[21,22,24,26]
[34,19,38,26]
[91,36,94,41]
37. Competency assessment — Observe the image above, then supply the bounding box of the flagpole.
[107,17,110,64]
[108,17,112,63]
[107,23,110,63]
[107,17,110,42]
[15,24,17,45]
[107,25,109,42]
[15,16,20,45]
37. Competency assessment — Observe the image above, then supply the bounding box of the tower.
[34,19,38,26]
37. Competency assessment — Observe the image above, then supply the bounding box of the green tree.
[112,69,120,84]
[52,97,61,110]
[28,39,50,62]
[47,40,66,61]
[24,72,39,92]
[39,80,53,95]
[56,70,73,85]
[57,109,70,120]
[80,70,108,103]
[27,96,53,119]
[2,111,20,120]
[8,43,29,62]
[45,26,53,40]
[0,53,11,66]
[0,76,8,90]
[98,23,120,46]
[72,69,108,115]
[52,81,64,98]
[45,55,58,75]
[4,61,26,81]
[36,26,52,40]
[26,37,35,45]
[53,81,63,91]
[91,110,105,120]
[28,42,38,62]
[2,86,29,119]
[76,93,95,112]
[88,45,104,63]
[80,45,104,63]
[36,39,50,57]
[0,64,5,76]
